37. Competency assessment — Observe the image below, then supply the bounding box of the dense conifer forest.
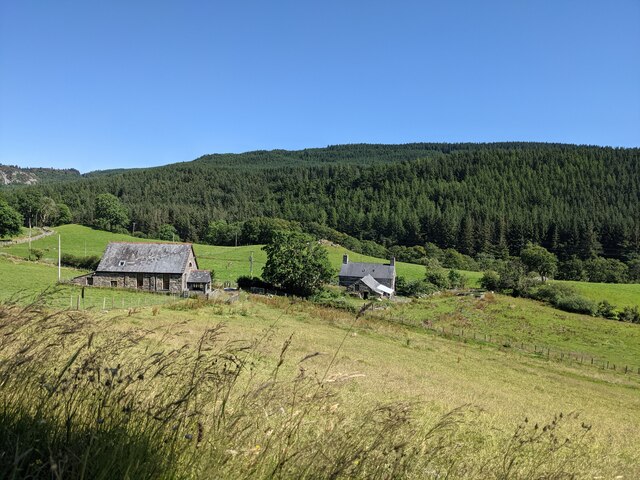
[3,143,639,267]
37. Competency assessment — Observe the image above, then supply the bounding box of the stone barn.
[338,254,396,298]
[73,242,211,295]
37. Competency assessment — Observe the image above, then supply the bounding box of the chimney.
[390,257,395,266]
[342,254,349,264]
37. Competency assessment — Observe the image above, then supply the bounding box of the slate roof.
[359,275,394,295]
[187,270,211,283]
[339,261,395,280]
[96,242,195,274]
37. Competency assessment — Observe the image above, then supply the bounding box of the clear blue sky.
[1,1,638,172]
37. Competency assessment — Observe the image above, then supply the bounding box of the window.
[110,280,117,288]
[119,260,126,266]
[87,277,93,286]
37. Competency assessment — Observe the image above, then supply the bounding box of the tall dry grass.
[0,297,594,479]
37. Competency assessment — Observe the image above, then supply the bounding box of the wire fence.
[48,290,181,311]
[366,313,640,376]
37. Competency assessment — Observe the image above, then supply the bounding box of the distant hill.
[0,164,81,186]
[4,143,640,262]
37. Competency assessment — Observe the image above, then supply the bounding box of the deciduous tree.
[0,200,23,238]
[262,231,334,297]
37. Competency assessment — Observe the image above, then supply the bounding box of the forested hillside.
[3,143,639,262]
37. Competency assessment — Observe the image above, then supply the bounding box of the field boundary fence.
[365,312,640,376]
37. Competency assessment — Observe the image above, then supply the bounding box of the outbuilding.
[72,242,211,295]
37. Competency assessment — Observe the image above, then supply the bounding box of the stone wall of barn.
[85,272,185,294]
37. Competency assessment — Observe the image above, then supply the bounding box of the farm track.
[0,227,54,246]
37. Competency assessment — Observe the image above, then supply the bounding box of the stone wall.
[84,272,185,294]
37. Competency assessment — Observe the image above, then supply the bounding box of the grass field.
[2,225,640,476]
[0,256,179,309]
[553,279,640,309]
[385,294,640,369]
[91,295,640,476]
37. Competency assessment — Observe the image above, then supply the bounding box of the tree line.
[1,143,639,282]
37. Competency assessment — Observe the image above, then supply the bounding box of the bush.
[425,268,450,289]
[596,300,618,320]
[396,277,438,297]
[530,283,576,305]
[480,270,500,291]
[447,270,467,289]
[618,306,640,324]
[236,276,274,291]
[554,295,596,315]
[28,248,44,261]
[60,253,101,270]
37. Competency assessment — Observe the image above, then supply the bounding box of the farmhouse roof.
[187,270,211,283]
[339,261,395,280]
[96,242,195,274]
[359,275,394,295]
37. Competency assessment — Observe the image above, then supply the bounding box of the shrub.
[596,300,618,320]
[618,306,640,324]
[530,283,576,304]
[425,268,450,289]
[28,248,44,261]
[396,277,438,297]
[60,253,101,270]
[447,269,467,289]
[236,276,274,291]
[554,295,596,315]
[480,270,500,291]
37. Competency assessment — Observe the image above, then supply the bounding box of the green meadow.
[386,294,640,369]
[2,225,640,477]
[6,294,640,479]
[0,256,177,309]
[552,279,640,309]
